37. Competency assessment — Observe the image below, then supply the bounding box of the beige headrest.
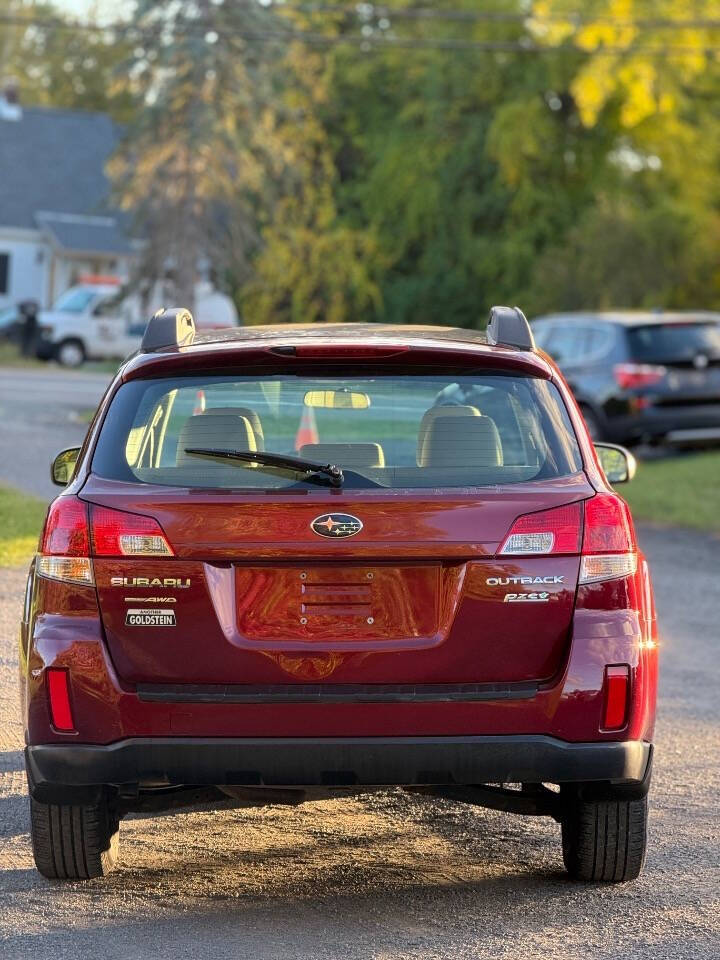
[416,405,481,465]
[176,414,256,466]
[420,414,503,468]
[299,442,385,468]
[204,406,264,450]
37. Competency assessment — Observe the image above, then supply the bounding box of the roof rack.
[486,305,535,351]
[141,307,196,353]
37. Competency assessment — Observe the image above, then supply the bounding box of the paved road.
[0,527,718,959]
[0,367,112,499]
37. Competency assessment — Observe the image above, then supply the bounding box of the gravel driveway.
[0,527,718,959]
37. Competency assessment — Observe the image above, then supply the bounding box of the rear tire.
[561,793,647,882]
[30,795,120,879]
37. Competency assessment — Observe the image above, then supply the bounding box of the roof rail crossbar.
[486,305,535,351]
[141,307,196,353]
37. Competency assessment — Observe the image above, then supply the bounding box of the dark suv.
[21,307,658,883]
[531,311,720,445]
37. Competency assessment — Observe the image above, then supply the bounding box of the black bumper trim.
[26,736,651,792]
[136,682,538,705]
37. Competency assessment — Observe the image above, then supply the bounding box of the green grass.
[0,486,47,567]
[0,341,120,374]
[0,342,46,368]
[85,360,123,374]
[623,450,720,532]
[72,408,97,425]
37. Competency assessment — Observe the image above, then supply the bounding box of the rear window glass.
[627,323,720,362]
[91,371,583,490]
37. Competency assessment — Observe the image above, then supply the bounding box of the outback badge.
[311,513,363,539]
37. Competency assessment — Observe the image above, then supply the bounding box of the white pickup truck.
[37,281,240,366]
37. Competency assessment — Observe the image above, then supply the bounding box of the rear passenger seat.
[204,406,265,450]
[299,442,385,468]
[419,414,503,468]
[416,405,481,465]
[176,413,258,466]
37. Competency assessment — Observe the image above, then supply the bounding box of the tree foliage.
[5,0,719,323]
[245,0,720,323]
[107,0,289,308]
[0,0,135,121]
[241,37,383,324]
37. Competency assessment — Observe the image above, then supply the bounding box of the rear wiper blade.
[184,448,344,488]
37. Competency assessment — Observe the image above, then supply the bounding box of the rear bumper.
[607,403,720,443]
[663,426,720,447]
[26,736,652,800]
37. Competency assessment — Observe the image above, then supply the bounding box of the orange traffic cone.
[295,405,319,451]
[192,389,206,415]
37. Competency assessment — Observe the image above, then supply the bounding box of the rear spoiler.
[487,306,535,351]
[141,307,195,352]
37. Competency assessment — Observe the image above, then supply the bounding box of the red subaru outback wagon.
[20,307,658,882]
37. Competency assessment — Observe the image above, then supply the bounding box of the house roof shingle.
[0,105,126,233]
[36,212,134,256]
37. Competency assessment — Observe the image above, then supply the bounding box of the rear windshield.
[91,371,582,490]
[627,322,720,363]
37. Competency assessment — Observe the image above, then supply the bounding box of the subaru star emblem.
[311,513,363,538]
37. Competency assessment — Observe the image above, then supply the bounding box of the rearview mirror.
[594,443,636,484]
[51,447,81,486]
[304,389,371,410]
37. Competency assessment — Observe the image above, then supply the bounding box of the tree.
[525,0,720,309]
[4,0,719,321]
[267,0,719,321]
[528,196,718,311]
[109,0,286,309]
[0,0,135,121]
[289,0,618,325]
[241,33,382,324]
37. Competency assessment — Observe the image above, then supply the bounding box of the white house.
[0,84,135,310]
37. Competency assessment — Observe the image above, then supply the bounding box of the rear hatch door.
[628,321,720,406]
[86,474,590,687]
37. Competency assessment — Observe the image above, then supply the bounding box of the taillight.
[36,498,174,585]
[579,493,637,584]
[47,668,75,732]
[602,665,629,730]
[613,362,666,390]
[90,505,173,556]
[293,345,410,359]
[499,502,582,555]
[41,497,89,555]
[499,494,637,584]
[37,497,93,585]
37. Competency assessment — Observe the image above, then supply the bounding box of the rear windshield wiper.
[184,448,344,488]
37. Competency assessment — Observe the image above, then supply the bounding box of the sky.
[53,0,134,20]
